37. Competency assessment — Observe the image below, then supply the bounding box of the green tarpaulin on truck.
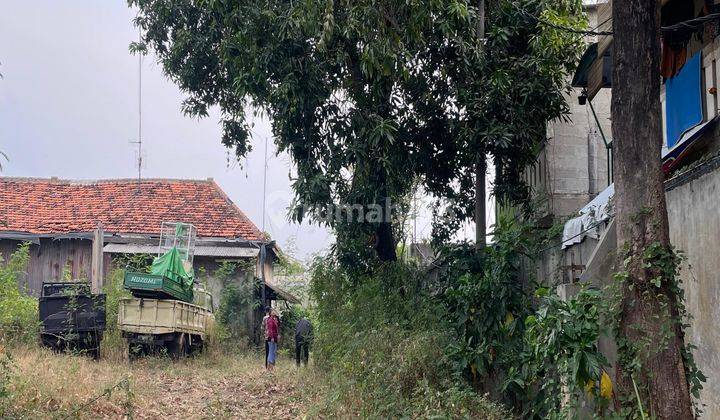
[151,247,193,288]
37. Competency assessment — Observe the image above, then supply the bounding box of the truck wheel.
[90,335,101,360]
[190,336,205,356]
[168,333,188,359]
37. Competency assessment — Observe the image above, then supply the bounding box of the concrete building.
[522,2,613,286]
[542,0,720,415]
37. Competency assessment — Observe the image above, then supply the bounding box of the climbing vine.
[612,243,705,417]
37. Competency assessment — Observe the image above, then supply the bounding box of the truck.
[39,282,106,359]
[118,289,214,358]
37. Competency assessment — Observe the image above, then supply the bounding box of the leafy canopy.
[131,0,584,260]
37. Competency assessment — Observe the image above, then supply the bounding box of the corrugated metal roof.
[103,243,259,258]
[265,282,301,304]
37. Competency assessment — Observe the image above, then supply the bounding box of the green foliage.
[0,349,13,417]
[276,254,305,277]
[439,214,534,400]
[612,244,706,417]
[432,0,587,239]
[510,287,611,418]
[132,0,586,261]
[112,253,153,273]
[101,269,132,357]
[279,304,309,353]
[276,236,306,277]
[307,256,508,417]
[214,261,238,282]
[215,282,258,351]
[210,260,261,350]
[0,243,38,346]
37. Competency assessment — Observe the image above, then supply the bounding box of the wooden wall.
[0,238,103,296]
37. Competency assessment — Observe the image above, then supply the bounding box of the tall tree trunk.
[612,1,693,418]
[475,150,486,248]
[375,215,396,262]
[475,0,487,249]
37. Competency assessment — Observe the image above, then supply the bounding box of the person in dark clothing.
[295,317,313,366]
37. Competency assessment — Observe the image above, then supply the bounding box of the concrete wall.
[530,6,612,219]
[666,159,720,418]
[541,87,611,218]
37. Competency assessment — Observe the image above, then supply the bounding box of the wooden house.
[0,177,298,316]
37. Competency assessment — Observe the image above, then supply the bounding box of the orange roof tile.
[0,177,263,240]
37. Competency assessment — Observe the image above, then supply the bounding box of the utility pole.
[612,0,693,417]
[262,136,268,234]
[474,0,487,249]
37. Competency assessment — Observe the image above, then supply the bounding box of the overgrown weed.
[0,243,38,347]
[308,257,509,418]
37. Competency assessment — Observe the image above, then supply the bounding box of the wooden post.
[91,223,104,293]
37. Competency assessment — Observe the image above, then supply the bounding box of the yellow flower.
[600,371,613,399]
[504,312,514,327]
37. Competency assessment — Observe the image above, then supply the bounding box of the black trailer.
[39,282,106,359]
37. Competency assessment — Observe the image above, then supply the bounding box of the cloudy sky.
[0,1,338,258]
[0,2,485,258]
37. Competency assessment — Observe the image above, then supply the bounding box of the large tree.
[430,0,585,243]
[131,0,583,265]
[612,0,693,417]
[132,0,475,264]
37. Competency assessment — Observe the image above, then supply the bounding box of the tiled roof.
[0,177,263,240]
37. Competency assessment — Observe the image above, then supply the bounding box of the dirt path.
[135,361,306,419]
[5,346,314,419]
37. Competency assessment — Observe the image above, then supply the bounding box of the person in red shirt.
[265,309,280,371]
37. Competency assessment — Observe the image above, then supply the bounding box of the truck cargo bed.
[118,297,213,338]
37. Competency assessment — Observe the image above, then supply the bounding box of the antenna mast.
[261,136,268,234]
[130,28,143,182]
[137,29,142,181]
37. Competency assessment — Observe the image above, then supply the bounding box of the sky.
[0,2,487,259]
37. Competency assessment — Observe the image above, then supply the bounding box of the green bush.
[215,282,257,351]
[506,286,611,418]
[0,243,38,346]
[101,269,131,358]
[438,214,534,402]
[279,304,309,353]
[308,257,508,418]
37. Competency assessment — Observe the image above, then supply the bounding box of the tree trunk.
[475,0,487,249]
[374,215,397,262]
[475,150,487,248]
[611,1,693,418]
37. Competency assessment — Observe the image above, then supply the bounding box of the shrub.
[307,256,508,417]
[278,304,310,353]
[505,286,611,418]
[0,243,38,346]
[101,269,131,360]
[215,282,257,352]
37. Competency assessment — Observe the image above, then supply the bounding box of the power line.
[513,3,720,38]
[662,12,720,33]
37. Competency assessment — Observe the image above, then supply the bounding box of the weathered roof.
[0,177,263,240]
[265,282,301,304]
[103,243,260,258]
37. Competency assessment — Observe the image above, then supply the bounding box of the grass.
[1,345,316,419]
[1,344,509,419]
